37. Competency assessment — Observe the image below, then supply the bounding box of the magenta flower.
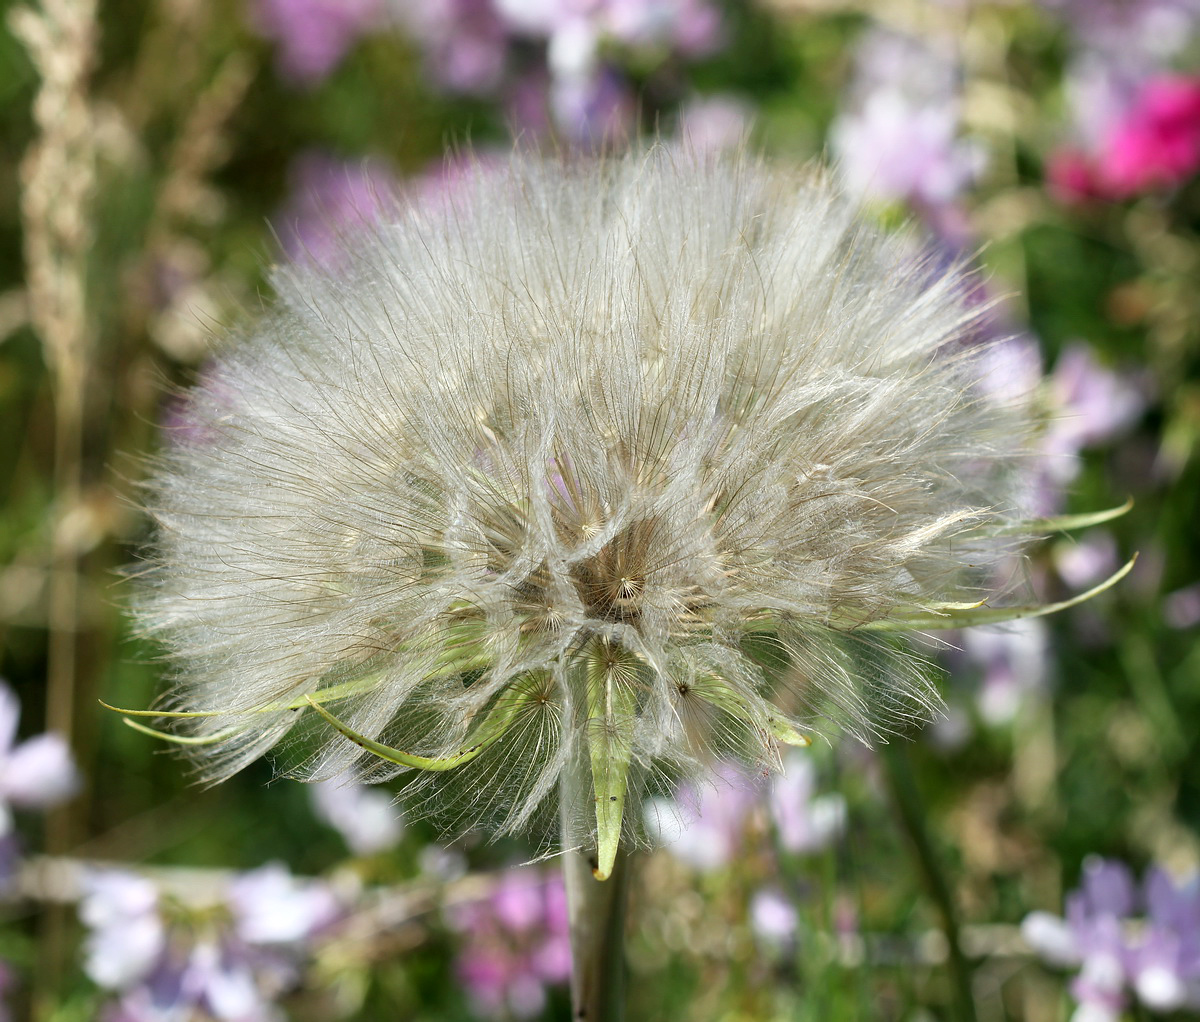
[249,0,383,86]
[1050,75,1200,200]
[1103,76,1200,194]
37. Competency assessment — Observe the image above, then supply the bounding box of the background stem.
[879,740,978,1022]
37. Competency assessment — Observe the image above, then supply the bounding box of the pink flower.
[227,863,340,946]
[1050,75,1200,200]
[1103,76,1200,195]
[448,869,570,1020]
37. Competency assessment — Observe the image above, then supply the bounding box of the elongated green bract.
[304,673,547,771]
[858,555,1136,631]
[583,644,640,882]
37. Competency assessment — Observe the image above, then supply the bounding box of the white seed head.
[133,148,1035,858]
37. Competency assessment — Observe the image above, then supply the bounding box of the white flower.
[79,871,165,989]
[0,684,77,836]
[133,149,1042,878]
[310,776,403,855]
[228,863,340,945]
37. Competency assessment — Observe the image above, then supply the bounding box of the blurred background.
[0,0,1198,1018]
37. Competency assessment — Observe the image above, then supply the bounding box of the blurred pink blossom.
[960,619,1051,725]
[832,27,985,217]
[750,888,799,947]
[1055,530,1120,591]
[1045,343,1146,461]
[397,0,510,94]
[768,752,847,855]
[1051,75,1200,199]
[228,863,341,946]
[675,94,753,153]
[448,869,570,1019]
[1164,582,1200,628]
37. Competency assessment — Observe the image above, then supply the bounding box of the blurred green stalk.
[879,740,978,1022]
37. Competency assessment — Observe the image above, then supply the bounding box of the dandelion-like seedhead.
[132,149,1045,874]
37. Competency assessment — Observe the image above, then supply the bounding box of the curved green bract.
[101,640,495,720]
[305,674,545,772]
[858,554,1136,631]
[120,716,243,745]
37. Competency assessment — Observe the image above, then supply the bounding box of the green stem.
[879,740,977,1022]
[561,759,630,1022]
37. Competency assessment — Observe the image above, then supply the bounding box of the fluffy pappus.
[130,148,1040,875]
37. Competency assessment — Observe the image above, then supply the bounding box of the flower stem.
[561,761,631,1021]
[879,740,978,1022]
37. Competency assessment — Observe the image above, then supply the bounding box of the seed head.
[131,149,1050,874]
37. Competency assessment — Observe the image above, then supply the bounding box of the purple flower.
[831,27,985,214]
[82,864,342,1020]
[275,151,400,270]
[310,777,403,856]
[249,0,383,86]
[643,761,761,871]
[1023,857,1200,1017]
[750,888,799,947]
[958,619,1051,725]
[1164,582,1200,629]
[395,0,510,94]
[1040,0,1200,63]
[397,0,725,140]
[550,66,636,144]
[675,94,754,153]
[1055,530,1120,591]
[0,684,78,837]
[1022,342,1147,516]
[1050,343,1147,449]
